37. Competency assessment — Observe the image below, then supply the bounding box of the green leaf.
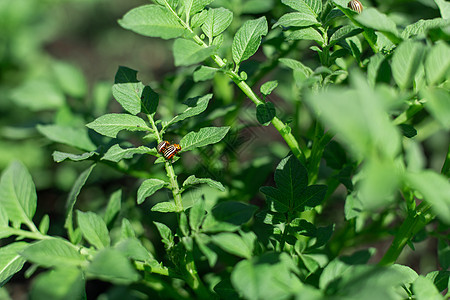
[141,85,159,115]
[119,5,187,40]
[39,215,50,235]
[398,124,417,138]
[281,0,322,16]
[232,17,268,65]
[202,201,257,233]
[102,144,155,162]
[329,25,363,46]
[256,102,276,126]
[154,222,174,249]
[391,40,425,90]
[312,225,334,248]
[231,252,302,300]
[180,126,230,152]
[211,233,253,259]
[279,58,313,73]
[104,189,121,227]
[52,151,97,163]
[405,170,450,225]
[112,66,144,115]
[367,53,388,86]
[52,61,87,98]
[438,240,450,270]
[182,175,225,191]
[77,211,110,249]
[191,10,208,28]
[182,0,214,18]
[0,205,8,227]
[179,213,189,237]
[0,242,28,287]
[425,270,449,292]
[21,239,86,268]
[86,114,151,138]
[193,66,218,82]
[195,234,218,267]
[260,80,278,96]
[202,8,233,41]
[115,238,154,262]
[425,41,450,85]
[121,219,136,239]
[189,200,206,231]
[154,0,180,7]
[0,161,36,229]
[87,249,140,284]
[412,276,443,300]
[273,12,320,28]
[402,18,450,39]
[354,8,400,43]
[10,79,64,111]
[421,87,450,129]
[30,268,85,300]
[305,73,401,158]
[137,179,167,204]
[260,155,326,213]
[435,0,450,18]
[37,125,96,151]
[166,94,212,128]
[320,262,418,298]
[151,202,178,213]
[287,27,324,45]
[173,39,217,66]
[64,164,96,238]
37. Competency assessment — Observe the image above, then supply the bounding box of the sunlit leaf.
[119,5,187,39]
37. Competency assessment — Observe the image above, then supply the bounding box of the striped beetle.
[163,144,181,160]
[157,141,170,153]
[348,0,363,13]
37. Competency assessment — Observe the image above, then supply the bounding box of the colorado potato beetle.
[348,0,363,13]
[157,141,170,153]
[163,144,181,160]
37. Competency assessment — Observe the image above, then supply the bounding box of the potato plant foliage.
[0,0,449,299]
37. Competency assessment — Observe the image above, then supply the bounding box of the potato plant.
[0,0,449,299]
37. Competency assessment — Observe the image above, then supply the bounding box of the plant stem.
[184,252,210,299]
[392,100,423,125]
[378,202,433,266]
[165,160,183,212]
[163,2,306,163]
[279,214,292,252]
[148,114,184,212]
[5,228,51,240]
[135,261,169,276]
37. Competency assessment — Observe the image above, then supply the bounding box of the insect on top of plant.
[348,0,363,13]
[163,143,181,160]
[157,140,170,153]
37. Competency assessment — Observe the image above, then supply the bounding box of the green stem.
[184,252,209,299]
[165,160,183,212]
[5,228,51,240]
[135,261,169,276]
[147,111,203,295]
[392,101,423,125]
[279,214,292,252]
[378,202,433,266]
[164,2,306,163]
[148,114,184,212]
